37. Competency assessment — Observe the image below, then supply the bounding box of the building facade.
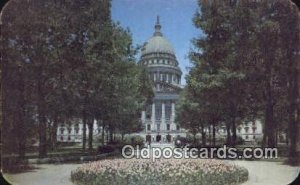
[219,120,263,142]
[136,17,186,144]
[57,119,100,143]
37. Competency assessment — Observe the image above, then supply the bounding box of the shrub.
[2,156,32,173]
[97,145,115,154]
[124,135,144,147]
[174,137,189,148]
[71,159,248,185]
[236,136,244,145]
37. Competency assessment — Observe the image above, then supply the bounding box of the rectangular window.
[167,124,170,131]
[176,125,180,131]
[252,127,256,133]
[165,102,171,120]
[147,124,151,131]
[245,127,249,133]
[157,124,160,131]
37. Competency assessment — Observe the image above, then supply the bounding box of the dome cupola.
[139,16,182,88]
[141,16,175,56]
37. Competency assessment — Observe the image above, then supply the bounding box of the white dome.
[141,35,175,56]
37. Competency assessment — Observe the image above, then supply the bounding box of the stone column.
[151,103,155,130]
[141,111,146,124]
[162,102,165,131]
[171,102,175,130]
[171,102,175,122]
[166,73,168,82]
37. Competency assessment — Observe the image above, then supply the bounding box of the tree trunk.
[212,122,216,146]
[226,122,232,145]
[113,129,115,141]
[121,133,124,141]
[231,106,237,147]
[106,128,109,143]
[265,91,276,148]
[88,118,94,152]
[264,56,276,148]
[102,122,105,145]
[208,126,212,145]
[288,67,299,160]
[37,76,47,158]
[51,118,58,151]
[201,124,206,146]
[82,110,87,152]
[262,122,267,147]
[17,67,26,158]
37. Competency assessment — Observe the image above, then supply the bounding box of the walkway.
[231,160,299,185]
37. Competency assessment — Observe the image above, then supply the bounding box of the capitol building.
[56,17,263,144]
[136,17,187,144]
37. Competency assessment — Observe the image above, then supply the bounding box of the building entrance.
[146,135,151,143]
[156,135,161,142]
[166,134,171,142]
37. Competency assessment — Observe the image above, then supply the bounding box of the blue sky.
[111,0,202,84]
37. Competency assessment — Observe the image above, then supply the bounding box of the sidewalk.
[230,160,299,185]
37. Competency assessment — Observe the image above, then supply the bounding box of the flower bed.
[71,159,248,185]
